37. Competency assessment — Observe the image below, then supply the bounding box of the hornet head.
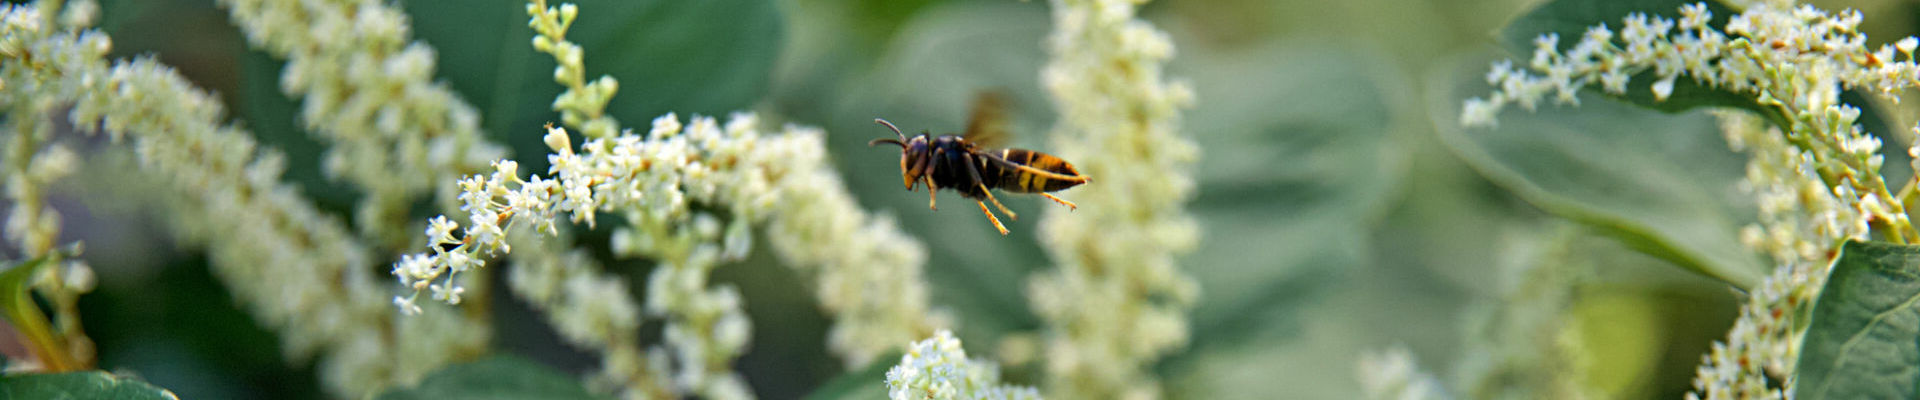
[870,118,933,190]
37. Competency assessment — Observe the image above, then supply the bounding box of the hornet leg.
[979,183,1017,221]
[1041,193,1078,211]
[976,201,1009,235]
[925,176,938,210]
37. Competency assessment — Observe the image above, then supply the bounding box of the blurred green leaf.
[1430,55,1765,289]
[1793,240,1920,400]
[1495,0,1774,122]
[96,0,158,34]
[1160,41,1408,398]
[0,371,179,399]
[375,355,602,400]
[802,351,896,400]
[1177,42,1407,343]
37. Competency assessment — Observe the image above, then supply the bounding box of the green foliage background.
[21,0,1920,398]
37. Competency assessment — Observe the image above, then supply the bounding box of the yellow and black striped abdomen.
[985,148,1087,193]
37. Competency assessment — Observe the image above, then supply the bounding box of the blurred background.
[28,0,1920,398]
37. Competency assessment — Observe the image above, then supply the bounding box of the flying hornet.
[869,93,1088,235]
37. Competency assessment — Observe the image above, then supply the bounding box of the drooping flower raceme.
[392,3,950,398]
[1463,2,1916,242]
[1031,0,1200,398]
[505,232,672,399]
[1684,111,1866,400]
[0,0,99,372]
[1461,2,1918,398]
[527,0,620,140]
[885,330,1042,400]
[394,115,946,398]
[0,2,487,396]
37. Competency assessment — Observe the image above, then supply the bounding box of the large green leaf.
[0,371,179,400]
[1793,240,1920,400]
[375,356,601,400]
[1430,54,1766,289]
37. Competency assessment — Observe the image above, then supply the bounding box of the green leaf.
[1159,39,1408,399]
[803,351,897,400]
[1174,42,1406,343]
[0,371,180,400]
[375,355,601,400]
[1794,240,1920,400]
[1495,0,1774,121]
[1430,54,1766,289]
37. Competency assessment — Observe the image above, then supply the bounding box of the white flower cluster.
[0,0,99,371]
[1462,1,1920,398]
[1357,346,1450,400]
[217,0,504,245]
[395,114,943,398]
[1030,0,1200,398]
[885,330,1042,400]
[506,233,672,399]
[392,117,761,399]
[528,0,620,140]
[1467,2,1920,126]
[1686,112,1866,399]
[0,2,487,396]
[398,4,945,397]
[1466,1,1917,240]
[759,125,946,368]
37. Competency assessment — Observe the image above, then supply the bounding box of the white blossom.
[1032,0,1200,398]
[885,331,1043,400]
[1,2,487,395]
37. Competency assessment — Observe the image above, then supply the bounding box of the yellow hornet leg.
[976,201,1009,235]
[979,184,1017,221]
[925,177,939,210]
[1041,193,1078,211]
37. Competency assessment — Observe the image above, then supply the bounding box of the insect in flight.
[869,93,1088,235]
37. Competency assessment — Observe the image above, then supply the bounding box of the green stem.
[0,254,78,371]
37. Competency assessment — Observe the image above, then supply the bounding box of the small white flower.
[393,296,423,315]
[430,282,465,304]
[1585,24,1614,44]
[1651,75,1677,100]
[426,216,458,244]
[650,113,682,138]
[544,124,573,153]
[1678,3,1711,30]
[492,159,520,182]
[1460,97,1499,127]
